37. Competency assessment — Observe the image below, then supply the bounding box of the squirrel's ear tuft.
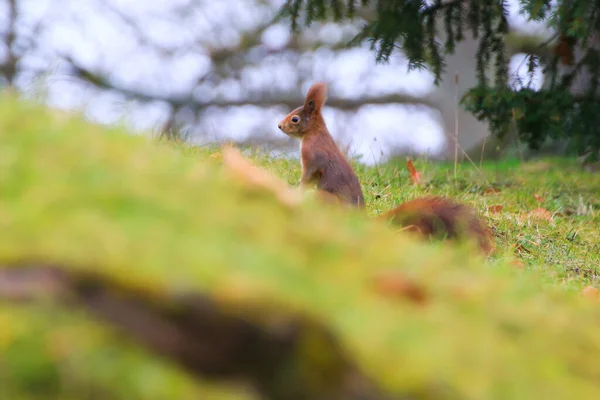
[304,82,328,114]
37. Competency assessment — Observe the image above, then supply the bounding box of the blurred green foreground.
[1,94,600,400]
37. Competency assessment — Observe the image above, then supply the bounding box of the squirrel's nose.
[277,124,282,130]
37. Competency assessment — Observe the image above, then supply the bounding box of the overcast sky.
[6,0,550,164]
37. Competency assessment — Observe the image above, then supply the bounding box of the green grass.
[1,93,600,399]
[190,144,600,288]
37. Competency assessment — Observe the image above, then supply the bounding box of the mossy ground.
[1,93,600,399]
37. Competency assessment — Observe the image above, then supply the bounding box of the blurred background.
[0,0,549,164]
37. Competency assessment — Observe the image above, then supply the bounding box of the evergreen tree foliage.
[280,0,600,159]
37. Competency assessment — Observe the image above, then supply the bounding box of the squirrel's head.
[278,82,328,138]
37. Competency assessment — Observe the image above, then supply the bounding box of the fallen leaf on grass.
[582,286,599,300]
[222,145,302,207]
[528,207,553,221]
[373,271,427,305]
[406,159,421,186]
[488,204,503,214]
[514,243,531,254]
[483,187,500,195]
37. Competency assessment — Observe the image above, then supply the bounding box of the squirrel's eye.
[291,116,299,123]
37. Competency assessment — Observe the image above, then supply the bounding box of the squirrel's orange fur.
[279,82,495,255]
[377,196,495,255]
[278,82,365,207]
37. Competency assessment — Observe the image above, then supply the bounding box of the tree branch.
[1,0,18,85]
[63,56,437,111]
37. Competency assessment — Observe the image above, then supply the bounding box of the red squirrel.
[277,82,365,207]
[278,82,495,255]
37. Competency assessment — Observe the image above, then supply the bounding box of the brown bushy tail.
[376,196,495,255]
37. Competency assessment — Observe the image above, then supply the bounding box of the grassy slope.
[222,145,599,288]
[1,93,600,399]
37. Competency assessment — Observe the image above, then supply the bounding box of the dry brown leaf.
[406,159,422,186]
[514,243,531,254]
[222,146,302,207]
[528,207,552,221]
[488,204,503,214]
[483,187,500,195]
[373,272,427,305]
[582,286,599,300]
